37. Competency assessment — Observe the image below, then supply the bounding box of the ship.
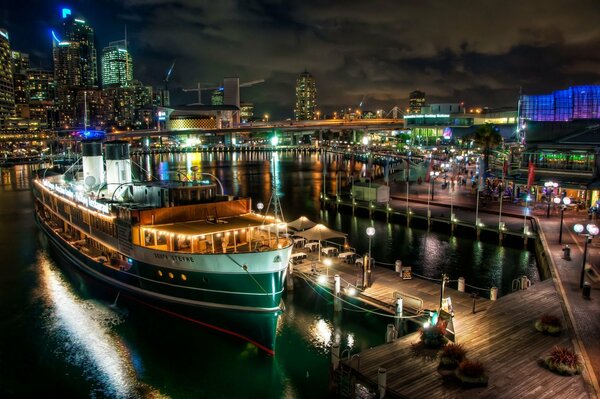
[32,140,293,354]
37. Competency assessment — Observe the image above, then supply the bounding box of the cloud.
[7,0,600,118]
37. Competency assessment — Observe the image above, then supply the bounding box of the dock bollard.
[334,275,343,312]
[378,368,387,399]
[385,324,396,343]
[330,342,340,371]
[490,287,498,301]
[458,277,465,292]
[395,298,403,337]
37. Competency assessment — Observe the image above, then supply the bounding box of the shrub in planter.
[439,343,467,370]
[420,321,447,348]
[535,314,562,335]
[455,360,488,386]
[545,346,582,376]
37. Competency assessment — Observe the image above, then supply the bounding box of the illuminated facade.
[11,51,29,118]
[103,81,152,128]
[294,70,316,120]
[520,85,600,122]
[53,9,98,126]
[101,41,133,88]
[211,89,224,106]
[408,90,426,114]
[0,29,15,128]
[240,102,254,122]
[60,12,98,87]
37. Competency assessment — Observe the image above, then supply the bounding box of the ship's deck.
[140,213,283,236]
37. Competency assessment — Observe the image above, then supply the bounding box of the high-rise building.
[211,89,224,106]
[53,8,98,126]
[101,40,133,88]
[409,90,426,114]
[104,80,152,128]
[294,70,316,120]
[28,69,57,128]
[11,51,30,118]
[240,102,254,123]
[60,10,98,87]
[0,29,15,128]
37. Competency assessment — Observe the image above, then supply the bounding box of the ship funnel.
[81,141,104,189]
[105,141,132,198]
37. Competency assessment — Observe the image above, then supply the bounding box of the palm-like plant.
[466,123,503,177]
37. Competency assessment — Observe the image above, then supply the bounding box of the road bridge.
[104,118,407,140]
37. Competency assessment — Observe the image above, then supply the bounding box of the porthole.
[168,272,174,279]
[158,270,163,277]
[181,274,187,281]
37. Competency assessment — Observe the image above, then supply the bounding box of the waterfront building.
[514,85,600,206]
[101,40,133,88]
[294,70,316,120]
[211,89,224,106]
[404,104,517,145]
[160,104,238,131]
[519,85,600,122]
[240,102,254,122]
[0,29,15,129]
[408,90,426,114]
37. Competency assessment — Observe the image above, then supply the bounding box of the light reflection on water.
[37,251,165,399]
[132,151,538,295]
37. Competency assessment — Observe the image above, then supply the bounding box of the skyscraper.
[53,8,98,127]
[101,40,133,87]
[60,10,98,87]
[0,29,15,128]
[11,51,29,118]
[409,90,426,114]
[28,69,57,128]
[294,70,316,120]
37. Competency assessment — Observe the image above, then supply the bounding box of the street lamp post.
[554,196,571,244]
[523,195,531,233]
[365,226,376,288]
[430,171,439,201]
[574,223,599,288]
[544,181,558,218]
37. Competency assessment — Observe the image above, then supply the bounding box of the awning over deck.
[141,213,282,237]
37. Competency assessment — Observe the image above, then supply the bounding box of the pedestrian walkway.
[383,178,600,397]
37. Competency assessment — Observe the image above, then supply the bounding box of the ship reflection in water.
[37,251,165,399]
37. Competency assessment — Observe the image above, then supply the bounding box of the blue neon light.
[62,8,71,18]
[76,130,105,140]
[51,30,61,44]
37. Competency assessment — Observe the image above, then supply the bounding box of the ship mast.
[263,152,286,238]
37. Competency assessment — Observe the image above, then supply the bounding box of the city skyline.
[1,1,599,119]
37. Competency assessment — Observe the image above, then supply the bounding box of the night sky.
[2,0,599,119]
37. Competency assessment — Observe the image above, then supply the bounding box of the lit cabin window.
[158,270,163,277]
[168,272,174,279]
[181,274,187,281]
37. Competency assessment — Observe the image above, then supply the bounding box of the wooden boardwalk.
[292,252,490,317]
[290,252,589,398]
[340,279,588,399]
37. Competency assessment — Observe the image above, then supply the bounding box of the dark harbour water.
[0,153,537,398]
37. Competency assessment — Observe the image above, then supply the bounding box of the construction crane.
[182,79,265,105]
[164,60,176,90]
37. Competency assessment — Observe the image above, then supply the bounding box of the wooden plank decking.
[290,252,589,398]
[342,279,588,399]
